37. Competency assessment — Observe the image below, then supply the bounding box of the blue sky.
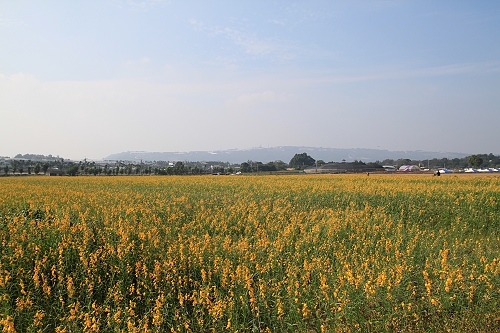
[1,1,499,160]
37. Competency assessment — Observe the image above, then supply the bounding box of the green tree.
[289,153,315,169]
[240,162,251,173]
[66,165,79,176]
[192,166,202,175]
[3,165,8,175]
[468,155,483,169]
[42,162,50,174]
[273,160,288,170]
[173,162,185,175]
[259,162,277,172]
[34,163,41,174]
[251,162,263,172]
[396,159,412,167]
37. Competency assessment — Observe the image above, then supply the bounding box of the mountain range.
[104,147,470,164]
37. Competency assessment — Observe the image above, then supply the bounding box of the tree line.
[2,153,499,176]
[376,153,499,170]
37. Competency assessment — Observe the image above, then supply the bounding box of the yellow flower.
[33,310,45,327]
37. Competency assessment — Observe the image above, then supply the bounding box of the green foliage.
[66,165,79,176]
[13,153,58,160]
[240,162,251,173]
[42,162,50,174]
[239,160,283,173]
[289,152,315,169]
[173,161,186,175]
[380,153,500,169]
[468,155,484,169]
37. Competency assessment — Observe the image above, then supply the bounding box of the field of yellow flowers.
[0,174,499,332]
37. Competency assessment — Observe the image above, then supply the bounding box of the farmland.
[0,175,499,332]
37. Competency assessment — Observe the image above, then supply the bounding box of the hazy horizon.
[5,146,478,164]
[3,144,494,161]
[2,1,500,160]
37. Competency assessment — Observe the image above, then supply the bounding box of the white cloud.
[189,19,296,61]
[188,18,205,31]
[269,19,286,26]
[223,28,273,56]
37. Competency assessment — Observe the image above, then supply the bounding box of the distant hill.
[104,147,469,164]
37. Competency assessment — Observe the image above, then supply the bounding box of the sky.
[1,0,499,160]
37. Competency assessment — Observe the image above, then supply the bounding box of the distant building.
[304,161,384,174]
[398,165,421,172]
[383,166,397,172]
[48,168,65,176]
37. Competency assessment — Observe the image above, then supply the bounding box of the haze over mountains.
[105,147,469,164]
